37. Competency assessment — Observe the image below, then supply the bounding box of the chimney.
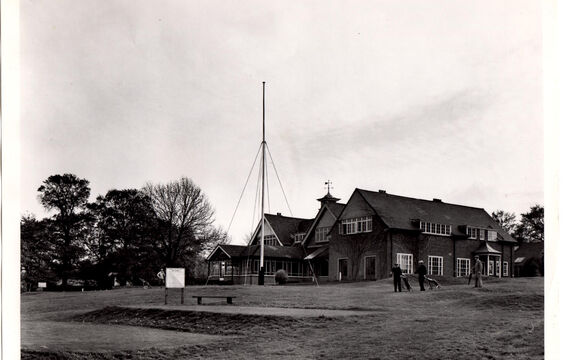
[277,212,282,216]
[378,190,386,194]
[433,198,442,203]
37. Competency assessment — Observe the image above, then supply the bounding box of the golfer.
[473,256,483,288]
[416,260,427,291]
[391,263,403,292]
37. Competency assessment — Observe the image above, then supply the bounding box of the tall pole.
[259,81,266,285]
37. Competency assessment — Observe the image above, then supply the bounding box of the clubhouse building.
[206,187,517,284]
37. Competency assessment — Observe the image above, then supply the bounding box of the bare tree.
[143,177,226,267]
[491,210,518,235]
[333,234,375,281]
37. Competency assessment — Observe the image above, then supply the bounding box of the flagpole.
[259,81,266,285]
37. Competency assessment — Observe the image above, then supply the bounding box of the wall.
[328,215,388,281]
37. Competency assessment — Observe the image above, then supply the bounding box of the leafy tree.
[491,210,518,235]
[37,174,91,288]
[86,189,158,285]
[20,215,55,291]
[143,177,227,268]
[515,205,544,243]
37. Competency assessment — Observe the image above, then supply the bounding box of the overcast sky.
[21,0,543,244]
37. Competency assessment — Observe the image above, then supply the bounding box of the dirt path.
[125,304,378,317]
[21,320,229,352]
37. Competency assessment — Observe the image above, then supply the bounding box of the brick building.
[207,187,517,283]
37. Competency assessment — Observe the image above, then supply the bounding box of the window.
[396,253,413,274]
[315,227,330,242]
[428,256,443,276]
[487,230,498,242]
[488,260,494,276]
[340,216,372,235]
[293,233,305,243]
[456,258,470,277]
[503,261,509,277]
[495,260,501,276]
[263,234,278,246]
[419,221,452,236]
[467,226,497,241]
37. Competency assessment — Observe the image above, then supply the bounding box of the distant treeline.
[21,174,227,291]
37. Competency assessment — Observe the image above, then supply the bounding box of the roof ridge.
[357,188,485,211]
[264,213,312,221]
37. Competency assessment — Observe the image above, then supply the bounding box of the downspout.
[453,236,457,277]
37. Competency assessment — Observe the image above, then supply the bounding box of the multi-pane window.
[315,227,330,242]
[487,230,498,242]
[263,234,278,246]
[428,256,443,276]
[420,221,452,236]
[456,258,471,277]
[396,253,413,274]
[488,260,494,276]
[293,233,305,243]
[340,216,372,235]
[467,227,493,241]
[503,261,509,277]
[261,260,304,276]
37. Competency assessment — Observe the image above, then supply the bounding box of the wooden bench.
[192,295,236,305]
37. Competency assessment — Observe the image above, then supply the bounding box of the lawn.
[21,276,544,359]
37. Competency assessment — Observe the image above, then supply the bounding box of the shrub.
[275,269,288,285]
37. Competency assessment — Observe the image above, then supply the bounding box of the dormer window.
[466,227,494,241]
[419,221,452,236]
[293,233,306,243]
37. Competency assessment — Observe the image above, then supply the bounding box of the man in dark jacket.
[416,260,427,291]
[391,263,403,292]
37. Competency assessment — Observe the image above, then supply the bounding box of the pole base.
[258,267,265,285]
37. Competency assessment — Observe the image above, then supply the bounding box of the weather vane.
[325,180,333,195]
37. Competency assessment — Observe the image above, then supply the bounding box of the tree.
[86,189,158,285]
[143,177,227,268]
[491,210,518,235]
[20,215,55,291]
[333,233,380,281]
[37,174,91,288]
[515,205,544,243]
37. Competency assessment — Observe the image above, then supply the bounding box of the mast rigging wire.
[266,143,293,216]
[226,143,262,235]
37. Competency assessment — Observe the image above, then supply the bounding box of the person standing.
[391,263,403,292]
[157,268,165,288]
[474,256,483,288]
[416,260,427,291]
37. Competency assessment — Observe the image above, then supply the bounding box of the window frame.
[456,258,471,277]
[396,253,413,274]
[340,216,373,235]
[428,255,444,276]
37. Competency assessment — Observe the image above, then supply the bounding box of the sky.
[20,0,543,245]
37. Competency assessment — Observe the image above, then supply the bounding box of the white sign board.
[166,268,185,288]
[38,282,47,288]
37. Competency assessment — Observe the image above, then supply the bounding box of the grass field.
[21,276,544,359]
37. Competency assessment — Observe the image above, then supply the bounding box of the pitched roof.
[243,245,306,259]
[356,189,516,242]
[514,242,544,261]
[474,242,502,255]
[263,213,313,246]
[326,202,346,218]
[206,244,248,261]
